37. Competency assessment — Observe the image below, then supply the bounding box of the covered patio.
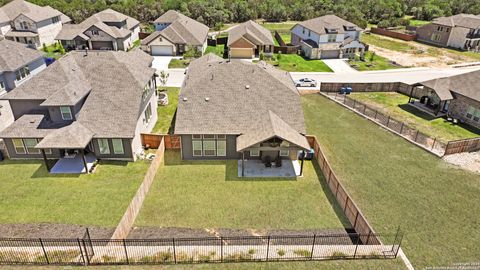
[50,153,97,174]
[407,79,453,117]
[237,158,301,178]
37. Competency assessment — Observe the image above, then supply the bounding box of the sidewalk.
[322,59,357,73]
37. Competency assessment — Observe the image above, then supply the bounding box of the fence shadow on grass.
[397,104,437,121]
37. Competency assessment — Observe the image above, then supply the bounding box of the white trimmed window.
[474,108,480,122]
[328,34,336,42]
[203,134,215,139]
[466,106,475,119]
[112,139,124,154]
[12,138,26,154]
[250,149,260,156]
[216,134,226,139]
[52,16,59,23]
[192,140,202,156]
[280,150,289,157]
[60,106,73,120]
[98,139,110,154]
[23,138,40,154]
[15,66,30,81]
[92,29,99,35]
[192,134,202,139]
[203,140,216,156]
[144,103,152,123]
[217,140,226,156]
[0,81,5,93]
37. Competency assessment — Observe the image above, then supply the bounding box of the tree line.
[2,0,479,29]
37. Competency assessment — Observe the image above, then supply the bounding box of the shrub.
[330,251,348,259]
[277,249,285,256]
[259,52,265,61]
[277,51,282,60]
[293,249,311,257]
[248,248,256,255]
[183,47,202,59]
[42,43,48,52]
[224,252,253,261]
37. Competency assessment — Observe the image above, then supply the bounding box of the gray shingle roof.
[0,114,68,138]
[175,53,306,138]
[0,39,44,72]
[0,0,70,24]
[35,122,94,149]
[227,20,274,46]
[143,11,209,46]
[2,50,155,139]
[432,14,480,29]
[296,15,362,35]
[419,70,480,102]
[55,9,138,40]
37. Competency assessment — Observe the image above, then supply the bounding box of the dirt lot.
[443,151,480,174]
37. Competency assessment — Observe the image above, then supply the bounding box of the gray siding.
[180,134,240,160]
[92,138,134,161]
[416,23,451,46]
[9,99,45,119]
[4,138,61,159]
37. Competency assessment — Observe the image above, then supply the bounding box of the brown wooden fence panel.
[371,28,416,41]
[444,137,480,155]
[164,135,181,149]
[141,134,181,150]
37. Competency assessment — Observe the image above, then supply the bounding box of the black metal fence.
[325,93,447,155]
[0,230,403,266]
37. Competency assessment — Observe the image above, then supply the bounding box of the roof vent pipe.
[245,85,250,89]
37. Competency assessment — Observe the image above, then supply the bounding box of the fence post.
[399,123,404,134]
[122,239,129,264]
[266,236,271,261]
[353,211,359,228]
[374,110,378,119]
[414,130,419,142]
[353,99,356,109]
[431,138,437,150]
[344,196,349,212]
[365,230,371,245]
[363,105,367,114]
[172,238,177,264]
[353,233,360,258]
[77,238,86,266]
[343,96,347,104]
[386,116,390,127]
[220,237,223,262]
[310,234,316,260]
[39,238,49,264]
[81,239,90,265]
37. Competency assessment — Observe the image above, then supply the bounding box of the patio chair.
[264,156,272,168]
[275,156,282,167]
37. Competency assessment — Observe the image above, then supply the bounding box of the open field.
[0,160,149,226]
[302,94,480,269]
[348,51,401,71]
[349,92,480,141]
[135,151,349,229]
[152,87,179,134]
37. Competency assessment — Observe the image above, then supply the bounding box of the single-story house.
[0,0,71,49]
[175,53,310,176]
[227,20,274,59]
[291,15,365,59]
[0,49,158,173]
[55,9,140,51]
[141,10,209,56]
[409,70,480,129]
[0,39,46,131]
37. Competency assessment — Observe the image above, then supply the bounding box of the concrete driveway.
[322,59,357,73]
[152,56,185,87]
[152,56,179,71]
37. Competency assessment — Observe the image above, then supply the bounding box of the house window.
[302,27,305,34]
[308,30,311,37]
[203,134,215,139]
[216,134,226,139]
[192,140,202,156]
[474,108,480,122]
[280,150,289,157]
[20,21,30,30]
[92,30,99,35]
[144,103,152,123]
[15,66,30,81]
[112,139,124,154]
[12,138,26,154]
[98,139,110,154]
[217,140,226,156]
[60,106,73,120]
[52,16,59,23]
[431,33,441,42]
[203,140,216,156]
[466,106,475,119]
[250,149,260,156]
[192,135,202,139]
[23,138,40,154]
[0,81,5,94]
[328,34,336,42]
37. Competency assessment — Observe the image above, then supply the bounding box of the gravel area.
[443,151,480,174]
[0,224,115,239]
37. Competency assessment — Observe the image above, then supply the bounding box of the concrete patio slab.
[50,154,97,174]
[237,159,301,178]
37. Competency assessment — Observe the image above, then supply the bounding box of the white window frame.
[23,138,40,154]
[112,139,124,154]
[98,139,110,155]
[216,140,226,157]
[15,66,30,81]
[192,134,202,139]
[0,81,5,91]
[192,140,202,156]
[12,138,26,154]
[92,29,99,35]
[280,150,289,157]
[203,134,215,139]
[328,34,336,42]
[144,103,152,123]
[466,106,475,119]
[203,140,216,156]
[60,106,73,120]
[250,149,260,157]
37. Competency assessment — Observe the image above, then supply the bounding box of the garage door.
[320,50,340,59]
[91,41,113,50]
[151,45,173,56]
[230,48,253,58]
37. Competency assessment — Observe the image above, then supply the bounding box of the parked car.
[339,87,352,94]
[294,78,317,87]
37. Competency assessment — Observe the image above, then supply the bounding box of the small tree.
[158,70,169,91]
[369,52,376,62]
[277,51,282,60]
[57,42,65,55]
[42,43,48,52]
[259,52,265,61]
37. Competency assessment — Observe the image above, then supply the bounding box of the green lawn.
[135,151,348,229]
[361,34,417,53]
[261,54,333,72]
[0,160,149,226]
[152,87,179,134]
[42,43,65,60]
[409,19,430,27]
[348,51,401,71]
[302,94,480,269]
[349,92,480,141]
[205,45,225,57]
[168,59,191,68]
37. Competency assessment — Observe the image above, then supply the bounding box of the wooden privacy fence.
[444,137,480,155]
[370,28,416,41]
[141,134,181,150]
[306,136,381,245]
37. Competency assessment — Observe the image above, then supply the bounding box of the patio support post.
[241,151,245,177]
[300,150,305,176]
[408,86,414,103]
[80,149,89,174]
[41,149,50,172]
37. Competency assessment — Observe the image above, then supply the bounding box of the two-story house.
[0,39,46,132]
[416,14,480,52]
[0,0,71,49]
[141,10,209,56]
[56,9,140,51]
[291,15,365,59]
[0,49,158,173]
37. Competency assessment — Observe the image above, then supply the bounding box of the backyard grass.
[361,34,417,53]
[302,94,480,269]
[205,44,225,57]
[152,87,179,134]
[0,160,149,226]
[168,59,191,68]
[135,151,349,229]
[409,19,430,27]
[261,54,333,72]
[349,92,480,141]
[348,51,401,71]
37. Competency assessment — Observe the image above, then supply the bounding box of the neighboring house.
[409,70,480,129]
[416,14,480,51]
[0,0,71,49]
[0,50,158,169]
[0,39,46,132]
[227,20,274,59]
[55,9,140,51]
[291,15,365,59]
[141,10,209,56]
[175,53,310,164]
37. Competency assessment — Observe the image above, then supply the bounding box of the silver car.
[294,78,317,87]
